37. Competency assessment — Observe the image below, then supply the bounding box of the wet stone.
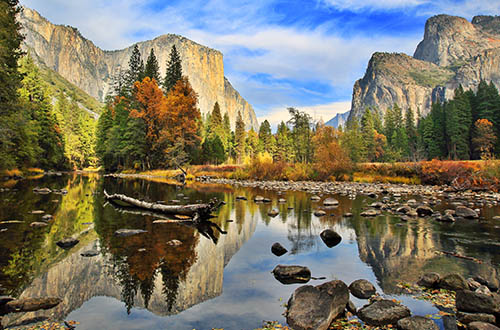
[272,265,311,285]
[314,210,327,217]
[320,229,342,248]
[358,299,411,326]
[56,238,79,249]
[267,209,279,217]
[439,273,469,291]
[397,316,439,330]
[80,250,99,257]
[271,242,288,256]
[349,279,376,299]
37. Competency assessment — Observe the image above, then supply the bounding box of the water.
[1,174,499,329]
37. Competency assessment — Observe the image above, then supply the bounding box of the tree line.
[0,1,95,170]
[344,81,500,163]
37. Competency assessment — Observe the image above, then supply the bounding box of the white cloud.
[258,100,351,128]
[321,0,428,11]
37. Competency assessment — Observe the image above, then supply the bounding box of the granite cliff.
[18,7,258,129]
[349,14,500,121]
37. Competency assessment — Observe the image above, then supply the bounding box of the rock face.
[18,7,258,130]
[286,280,349,330]
[325,111,349,129]
[348,14,500,122]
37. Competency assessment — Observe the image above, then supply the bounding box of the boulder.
[416,205,433,216]
[439,273,469,291]
[311,195,321,201]
[456,290,500,314]
[417,272,441,288]
[320,229,342,248]
[397,316,439,330]
[456,206,479,219]
[286,280,349,330]
[272,265,311,284]
[323,198,339,206]
[254,195,264,202]
[357,299,411,326]
[347,300,357,314]
[467,322,500,330]
[468,278,482,291]
[361,209,380,217]
[349,279,376,299]
[56,238,79,249]
[271,243,288,256]
[114,229,147,237]
[456,311,496,325]
[314,210,327,217]
[474,276,499,292]
[268,209,279,217]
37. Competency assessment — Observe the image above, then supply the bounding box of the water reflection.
[1,175,499,329]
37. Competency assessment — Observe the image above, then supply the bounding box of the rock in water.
[311,195,321,201]
[166,239,182,246]
[267,209,279,217]
[467,322,500,330]
[320,229,342,248]
[455,206,479,219]
[358,299,411,326]
[30,222,48,228]
[80,250,99,257]
[286,280,349,330]
[114,229,147,237]
[314,210,327,217]
[4,297,61,313]
[56,238,79,249]
[439,273,469,291]
[254,196,264,202]
[397,316,439,330]
[456,311,496,325]
[416,205,433,216]
[361,209,380,217]
[417,272,441,288]
[349,279,377,299]
[272,265,311,284]
[456,290,500,314]
[271,243,288,256]
[323,198,339,206]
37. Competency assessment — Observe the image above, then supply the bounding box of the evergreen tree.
[223,112,233,158]
[360,108,375,161]
[341,119,364,163]
[275,121,293,162]
[453,86,472,159]
[234,111,246,162]
[287,107,313,163]
[258,120,273,154]
[428,102,447,159]
[163,45,182,94]
[144,48,161,83]
[405,107,417,160]
[124,45,144,95]
[445,100,460,159]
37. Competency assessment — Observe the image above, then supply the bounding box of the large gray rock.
[467,322,500,330]
[358,299,410,326]
[323,198,339,206]
[417,272,441,288]
[397,316,439,330]
[349,279,376,299]
[286,280,349,330]
[439,273,469,291]
[457,311,496,325]
[456,290,500,314]
[455,206,479,219]
[272,265,311,285]
[320,229,342,248]
[416,205,434,216]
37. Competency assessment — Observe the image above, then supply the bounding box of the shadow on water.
[1,174,499,329]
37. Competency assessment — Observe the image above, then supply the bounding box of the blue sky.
[20,0,500,126]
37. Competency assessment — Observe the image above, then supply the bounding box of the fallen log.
[0,297,61,315]
[103,190,224,219]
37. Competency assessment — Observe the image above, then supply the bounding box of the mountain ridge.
[18,6,258,129]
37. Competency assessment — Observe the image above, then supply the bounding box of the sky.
[20,0,500,127]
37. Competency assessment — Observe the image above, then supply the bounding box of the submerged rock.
[320,229,342,248]
[114,229,147,237]
[56,238,79,249]
[397,316,439,330]
[286,280,349,330]
[272,265,311,284]
[271,242,288,256]
[267,209,279,217]
[416,205,433,216]
[358,299,411,326]
[349,279,376,299]
[361,209,380,217]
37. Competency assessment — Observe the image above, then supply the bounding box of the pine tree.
[428,102,446,159]
[144,48,161,83]
[360,108,375,161]
[405,108,417,160]
[287,107,313,163]
[163,45,182,94]
[234,111,246,162]
[223,112,233,158]
[452,85,472,159]
[124,45,144,96]
[275,121,293,162]
[258,120,273,154]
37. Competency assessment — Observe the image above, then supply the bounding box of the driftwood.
[103,190,224,219]
[439,250,483,264]
[0,297,61,315]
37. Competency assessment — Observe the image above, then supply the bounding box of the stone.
[347,300,357,314]
[396,206,412,214]
[3,297,61,313]
[474,276,499,292]
[357,299,411,326]
[344,213,353,217]
[267,209,279,217]
[349,279,377,299]
[41,214,53,221]
[33,187,51,194]
[361,209,380,217]
[439,213,456,222]
[56,238,79,249]
[263,198,272,203]
[254,195,264,202]
[114,229,147,237]
[476,285,492,295]
[493,216,500,221]
[236,196,247,201]
[30,222,48,228]
[314,210,327,217]
[456,311,496,325]
[456,290,500,314]
[271,243,288,256]
[323,198,339,206]
[278,198,286,203]
[0,296,14,305]
[320,229,342,248]
[370,202,384,209]
[467,322,500,330]
[456,206,479,219]
[286,280,349,330]
[468,278,482,291]
[439,273,469,291]
[31,210,44,214]
[80,250,99,257]
[416,205,434,216]
[272,265,311,285]
[311,195,321,201]
[397,316,439,330]
[166,239,182,246]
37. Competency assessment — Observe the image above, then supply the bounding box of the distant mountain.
[348,14,500,121]
[18,7,258,129]
[325,111,350,128]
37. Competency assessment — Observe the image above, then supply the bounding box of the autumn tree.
[163,45,182,94]
[312,124,351,180]
[234,111,246,162]
[472,119,496,159]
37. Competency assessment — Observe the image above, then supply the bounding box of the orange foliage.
[312,125,352,180]
[473,118,497,158]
